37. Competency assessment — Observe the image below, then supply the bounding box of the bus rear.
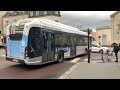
[6,22,28,64]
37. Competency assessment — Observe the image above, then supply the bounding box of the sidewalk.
[58,59,120,79]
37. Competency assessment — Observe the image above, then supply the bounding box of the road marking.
[70,58,81,63]
[0,55,5,57]
[58,62,81,79]
[84,58,91,61]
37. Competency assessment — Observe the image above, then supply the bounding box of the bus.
[5,18,91,65]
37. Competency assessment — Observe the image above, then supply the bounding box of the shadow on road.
[8,61,61,71]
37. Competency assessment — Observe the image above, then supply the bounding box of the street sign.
[98,36,101,38]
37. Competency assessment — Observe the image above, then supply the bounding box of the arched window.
[30,11,33,16]
[36,11,39,16]
[55,11,59,15]
[44,11,47,14]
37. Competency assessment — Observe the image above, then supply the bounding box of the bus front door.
[42,32,55,63]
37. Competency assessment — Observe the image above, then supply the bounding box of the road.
[0,49,120,79]
[0,54,87,79]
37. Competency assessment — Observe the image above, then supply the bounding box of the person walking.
[113,43,120,62]
[119,43,120,47]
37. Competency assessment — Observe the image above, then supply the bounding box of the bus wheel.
[57,52,64,63]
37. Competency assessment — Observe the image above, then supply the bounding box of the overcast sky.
[59,11,116,32]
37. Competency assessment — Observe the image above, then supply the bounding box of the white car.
[90,43,109,53]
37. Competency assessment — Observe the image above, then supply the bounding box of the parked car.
[0,42,5,48]
[90,43,109,53]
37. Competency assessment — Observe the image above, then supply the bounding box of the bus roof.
[8,18,91,36]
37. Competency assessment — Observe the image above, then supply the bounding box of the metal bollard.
[101,50,104,62]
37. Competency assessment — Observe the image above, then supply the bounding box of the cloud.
[59,11,116,31]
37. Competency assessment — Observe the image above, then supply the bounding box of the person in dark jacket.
[113,43,120,62]
[119,43,120,47]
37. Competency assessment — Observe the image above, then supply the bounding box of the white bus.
[5,18,91,65]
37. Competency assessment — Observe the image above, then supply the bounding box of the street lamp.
[88,28,90,63]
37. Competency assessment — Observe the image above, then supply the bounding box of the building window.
[55,11,59,15]
[8,11,15,15]
[44,11,47,15]
[5,21,9,26]
[14,20,17,22]
[36,11,39,16]
[30,11,33,16]
[39,11,44,15]
[23,11,25,13]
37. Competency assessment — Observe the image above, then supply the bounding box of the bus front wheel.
[57,52,64,63]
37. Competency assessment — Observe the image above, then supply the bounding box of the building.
[91,26,112,46]
[91,11,120,46]
[0,11,7,42]
[110,11,120,44]
[90,31,97,43]
[95,26,112,46]
[2,11,61,36]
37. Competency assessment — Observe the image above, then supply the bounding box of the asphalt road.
[0,55,87,79]
[0,49,119,79]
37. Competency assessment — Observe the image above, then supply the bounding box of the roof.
[10,18,88,36]
[110,11,120,18]
[96,26,111,30]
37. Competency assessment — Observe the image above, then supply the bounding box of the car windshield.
[92,44,101,47]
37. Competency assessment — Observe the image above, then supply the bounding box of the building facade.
[95,26,112,46]
[0,11,7,42]
[2,11,61,36]
[110,11,120,44]
[91,11,120,46]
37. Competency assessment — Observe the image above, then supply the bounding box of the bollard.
[101,50,104,62]
[88,49,90,63]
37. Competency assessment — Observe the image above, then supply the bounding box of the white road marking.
[84,58,91,61]
[70,58,81,63]
[58,62,80,79]
[0,55,5,57]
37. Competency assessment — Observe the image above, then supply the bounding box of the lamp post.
[88,28,90,63]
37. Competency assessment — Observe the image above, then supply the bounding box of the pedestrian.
[112,43,120,62]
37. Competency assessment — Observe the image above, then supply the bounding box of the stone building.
[110,11,120,44]
[95,26,112,46]
[91,11,120,46]
[0,11,7,42]
[2,11,61,36]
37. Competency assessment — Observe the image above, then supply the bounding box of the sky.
[59,11,116,32]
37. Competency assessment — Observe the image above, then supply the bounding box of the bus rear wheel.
[57,52,64,63]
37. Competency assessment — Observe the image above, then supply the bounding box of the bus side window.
[51,33,55,51]
[43,32,48,49]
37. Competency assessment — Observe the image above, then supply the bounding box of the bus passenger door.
[42,32,55,63]
[48,33,55,61]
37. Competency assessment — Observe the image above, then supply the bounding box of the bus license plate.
[13,59,18,62]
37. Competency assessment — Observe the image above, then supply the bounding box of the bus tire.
[57,52,64,63]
